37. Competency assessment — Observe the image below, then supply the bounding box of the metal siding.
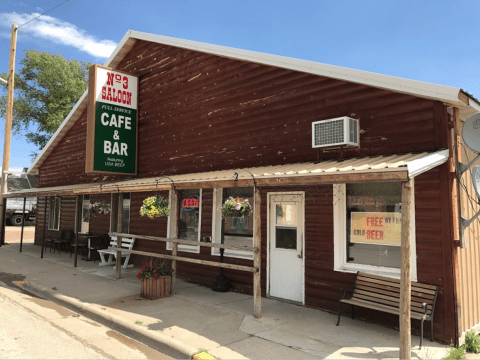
[38,40,437,188]
[458,142,480,333]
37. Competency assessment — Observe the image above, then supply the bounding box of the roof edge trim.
[129,30,464,106]
[407,149,449,178]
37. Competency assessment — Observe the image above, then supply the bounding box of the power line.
[18,0,70,29]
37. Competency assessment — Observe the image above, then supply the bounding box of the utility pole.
[0,24,18,246]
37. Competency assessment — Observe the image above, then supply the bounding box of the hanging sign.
[86,65,138,175]
[350,212,401,246]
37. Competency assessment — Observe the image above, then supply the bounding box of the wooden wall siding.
[415,166,456,343]
[457,143,480,333]
[87,178,454,342]
[88,194,111,235]
[129,191,169,256]
[38,39,440,188]
[34,197,47,246]
[34,196,76,246]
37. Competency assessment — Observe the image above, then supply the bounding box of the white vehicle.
[5,198,37,226]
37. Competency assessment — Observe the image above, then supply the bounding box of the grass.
[444,330,480,359]
[134,320,143,325]
[444,345,465,360]
[465,330,480,354]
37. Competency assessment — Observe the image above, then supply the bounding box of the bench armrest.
[422,302,428,318]
[339,286,348,300]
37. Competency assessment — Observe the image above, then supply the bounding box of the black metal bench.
[336,272,439,348]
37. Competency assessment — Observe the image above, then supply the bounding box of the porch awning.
[2,149,449,198]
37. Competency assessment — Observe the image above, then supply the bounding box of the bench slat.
[341,298,427,320]
[355,284,435,304]
[358,272,438,292]
[354,288,435,309]
[355,279,436,300]
[356,276,437,296]
[353,293,432,315]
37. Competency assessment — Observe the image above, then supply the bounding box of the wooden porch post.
[253,186,262,318]
[400,179,412,359]
[171,190,178,295]
[74,195,79,267]
[41,197,47,258]
[19,197,26,252]
[116,193,123,279]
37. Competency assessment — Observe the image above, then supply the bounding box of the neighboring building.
[5,171,37,225]
[5,30,480,344]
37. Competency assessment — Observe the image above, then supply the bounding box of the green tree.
[0,50,92,156]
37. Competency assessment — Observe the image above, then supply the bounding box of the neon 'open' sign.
[182,196,199,211]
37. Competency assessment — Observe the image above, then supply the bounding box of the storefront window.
[212,187,254,259]
[48,197,61,230]
[222,187,254,248]
[333,182,417,280]
[178,189,201,241]
[346,182,402,269]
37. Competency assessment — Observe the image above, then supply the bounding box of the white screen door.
[268,193,304,303]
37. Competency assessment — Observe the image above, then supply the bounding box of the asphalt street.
[0,280,172,359]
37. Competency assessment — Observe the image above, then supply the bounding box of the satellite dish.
[462,113,480,153]
[472,166,480,199]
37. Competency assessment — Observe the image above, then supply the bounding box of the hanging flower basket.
[89,201,110,216]
[218,197,252,218]
[140,195,169,219]
[136,260,173,300]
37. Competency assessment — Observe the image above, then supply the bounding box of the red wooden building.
[6,30,480,344]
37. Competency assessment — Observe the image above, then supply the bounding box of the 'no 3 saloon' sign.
[86,65,138,175]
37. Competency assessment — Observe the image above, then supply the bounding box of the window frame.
[122,193,131,234]
[167,189,202,253]
[333,182,417,281]
[211,188,254,260]
[80,195,90,234]
[48,196,61,230]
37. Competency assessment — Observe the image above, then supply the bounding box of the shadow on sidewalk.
[1,242,450,360]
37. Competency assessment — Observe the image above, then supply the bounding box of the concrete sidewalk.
[0,241,449,359]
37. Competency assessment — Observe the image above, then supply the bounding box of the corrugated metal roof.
[27,30,477,175]
[9,150,448,198]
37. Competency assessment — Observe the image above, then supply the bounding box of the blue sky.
[0,0,479,170]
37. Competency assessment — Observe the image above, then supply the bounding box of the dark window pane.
[348,244,401,268]
[276,228,297,249]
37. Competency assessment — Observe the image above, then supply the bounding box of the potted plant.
[140,195,169,219]
[136,260,173,299]
[218,197,252,218]
[89,201,110,216]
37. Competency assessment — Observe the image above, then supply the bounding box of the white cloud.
[0,12,117,58]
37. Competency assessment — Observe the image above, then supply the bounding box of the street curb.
[13,280,198,358]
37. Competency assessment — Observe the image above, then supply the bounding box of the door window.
[275,204,297,249]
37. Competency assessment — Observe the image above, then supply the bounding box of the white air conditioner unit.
[312,116,359,149]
